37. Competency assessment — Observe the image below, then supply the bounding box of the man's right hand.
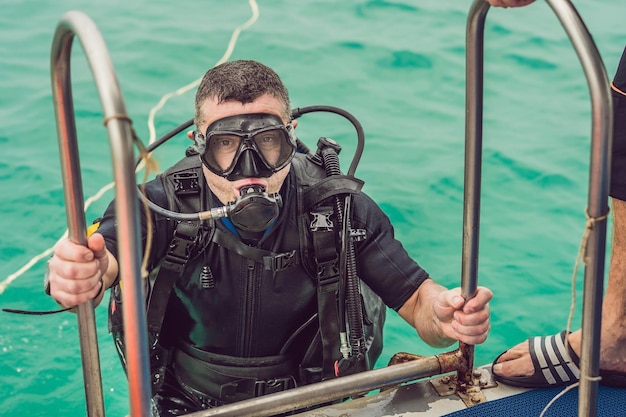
[48,233,110,308]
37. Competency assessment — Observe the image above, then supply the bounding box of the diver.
[45,59,492,416]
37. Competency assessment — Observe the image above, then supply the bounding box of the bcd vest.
[107,152,386,399]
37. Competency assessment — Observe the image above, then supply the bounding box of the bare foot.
[492,329,626,378]
[494,199,626,381]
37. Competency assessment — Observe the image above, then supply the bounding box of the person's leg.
[492,45,626,387]
[492,198,626,382]
[590,198,626,371]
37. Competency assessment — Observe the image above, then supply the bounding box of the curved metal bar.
[462,0,489,313]
[464,1,612,415]
[457,0,492,386]
[545,2,612,415]
[50,11,152,417]
[184,354,448,417]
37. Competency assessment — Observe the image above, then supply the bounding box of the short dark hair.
[194,60,291,127]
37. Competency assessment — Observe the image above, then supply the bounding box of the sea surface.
[1,1,624,416]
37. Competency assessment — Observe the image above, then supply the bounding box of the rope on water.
[0,0,260,296]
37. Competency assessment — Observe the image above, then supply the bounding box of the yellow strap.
[87,221,101,237]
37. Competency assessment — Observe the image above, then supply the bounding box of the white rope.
[539,208,608,416]
[145,0,259,147]
[0,0,260,295]
[539,382,580,417]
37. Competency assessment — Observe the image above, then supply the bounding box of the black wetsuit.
[98,154,429,416]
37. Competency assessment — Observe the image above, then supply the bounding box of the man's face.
[198,94,292,204]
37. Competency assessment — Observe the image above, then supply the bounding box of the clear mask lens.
[200,113,296,179]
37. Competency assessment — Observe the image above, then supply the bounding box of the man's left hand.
[434,286,492,345]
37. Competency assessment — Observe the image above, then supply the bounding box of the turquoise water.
[1,1,624,415]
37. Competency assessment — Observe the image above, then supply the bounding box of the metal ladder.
[464,1,612,416]
[51,11,151,417]
[50,0,612,415]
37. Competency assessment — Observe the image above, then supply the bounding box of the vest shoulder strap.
[292,154,384,380]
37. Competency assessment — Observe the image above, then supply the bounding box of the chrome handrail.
[464,1,612,416]
[50,11,152,417]
[50,11,459,417]
[49,2,611,416]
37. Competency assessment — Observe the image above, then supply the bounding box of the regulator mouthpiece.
[228,185,282,232]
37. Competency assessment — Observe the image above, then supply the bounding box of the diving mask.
[198,113,296,181]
